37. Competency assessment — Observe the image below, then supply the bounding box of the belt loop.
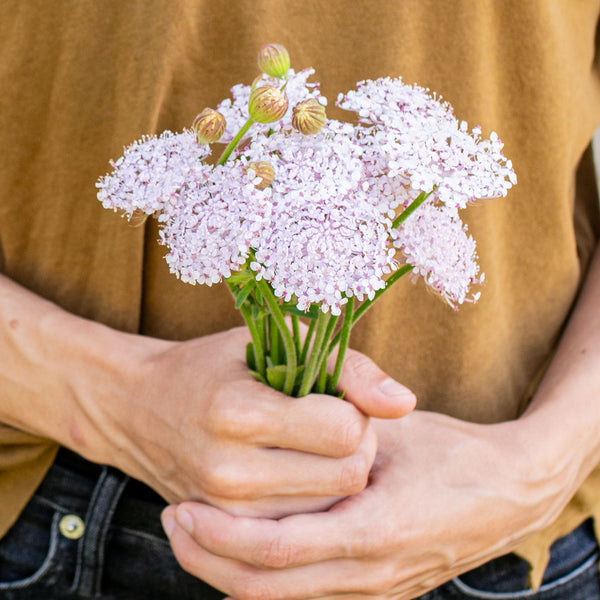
[71,466,129,597]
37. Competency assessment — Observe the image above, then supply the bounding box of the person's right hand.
[0,274,414,517]
[60,324,416,517]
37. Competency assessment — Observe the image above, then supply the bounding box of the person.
[0,1,599,599]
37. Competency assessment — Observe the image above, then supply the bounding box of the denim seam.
[92,474,129,595]
[450,551,599,599]
[0,512,61,590]
[115,525,171,546]
[33,494,83,516]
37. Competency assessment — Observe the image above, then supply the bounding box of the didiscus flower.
[242,122,397,315]
[391,200,482,307]
[96,130,209,216]
[337,77,517,209]
[159,160,271,286]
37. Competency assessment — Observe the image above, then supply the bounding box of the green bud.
[257,43,290,79]
[246,160,275,190]
[291,99,327,135]
[246,161,275,189]
[248,85,289,124]
[192,108,226,144]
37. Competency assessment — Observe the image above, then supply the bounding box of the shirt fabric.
[0,0,599,589]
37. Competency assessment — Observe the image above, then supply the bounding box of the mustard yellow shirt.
[0,0,599,587]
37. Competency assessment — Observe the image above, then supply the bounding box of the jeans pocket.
[450,551,600,600]
[0,498,66,590]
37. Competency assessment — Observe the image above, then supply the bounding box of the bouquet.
[97,44,516,398]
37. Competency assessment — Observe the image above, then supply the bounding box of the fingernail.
[176,508,194,535]
[378,377,410,397]
[161,513,176,538]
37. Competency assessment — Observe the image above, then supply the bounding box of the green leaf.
[234,280,256,309]
[227,271,254,285]
[281,302,320,319]
[266,365,290,392]
[249,370,268,385]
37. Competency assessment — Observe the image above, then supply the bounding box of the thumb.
[337,348,416,418]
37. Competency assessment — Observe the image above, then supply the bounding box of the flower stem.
[392,188,436,228]
[300,318,316,366]
[236,301,266,377]
[217,118,254,166]
[327,296,354,394]
[255,278,297,394]
[298,311,331,397]
[291,314,301,358]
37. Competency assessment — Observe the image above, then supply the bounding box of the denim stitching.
[0,512,61,590]
[92,474,129,595]
[450,551,599,599]
[33,494,80,516]
[115,525,171,546]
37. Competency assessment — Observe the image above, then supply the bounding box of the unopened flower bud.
[248,86,289,124]
[257,43,291,79]
[192,108,226,144]
[246,161,275,189]
[291,99,327,135]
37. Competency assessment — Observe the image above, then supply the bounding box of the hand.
[0,274,414,517]
[69,325,415,516]
[161,410,567,599]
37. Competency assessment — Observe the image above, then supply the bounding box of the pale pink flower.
[96,130,209,216]
[391,201,482,307]
[242,122,397,314]
[338,77,517,209]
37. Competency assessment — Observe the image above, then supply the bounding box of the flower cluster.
[96,43,516,396]
[242,122,397,315]
[338,77,517,209]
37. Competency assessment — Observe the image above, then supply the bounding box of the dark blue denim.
[0,449,224,599]
[416,519,599,599]
[0,449,598,599]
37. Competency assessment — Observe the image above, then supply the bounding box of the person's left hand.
[161,409,569,600]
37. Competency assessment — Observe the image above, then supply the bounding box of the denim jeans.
[0,449,598,599]
[415,518,599,600]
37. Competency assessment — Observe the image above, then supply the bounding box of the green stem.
[239,303,266,377]
[392,188,436,228]
[255,278,297,395]
[300,318,316,366]
[217,118,254,165]
[298,311,331,397]
[291,314,301,359]
[328,296,354,394]
[268,313,281,365]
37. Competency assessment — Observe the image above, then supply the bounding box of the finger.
[202,427,377,505]
[218,378,371,458]
[337,348,416,418]
[169,499,385,569]
[163,506,384,600]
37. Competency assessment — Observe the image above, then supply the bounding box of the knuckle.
[334,415,364,456]
[202,461,256,500]
[206,382,273,442]
[344,349,377,382]
[253,535,295,569]
[338,454,370,494]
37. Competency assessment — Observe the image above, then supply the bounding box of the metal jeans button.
[59,514,85,539]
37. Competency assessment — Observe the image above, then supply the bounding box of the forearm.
[0,272,149,461]
[509,244,600,522]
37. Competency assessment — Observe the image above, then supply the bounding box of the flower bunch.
[97,44,516,397]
